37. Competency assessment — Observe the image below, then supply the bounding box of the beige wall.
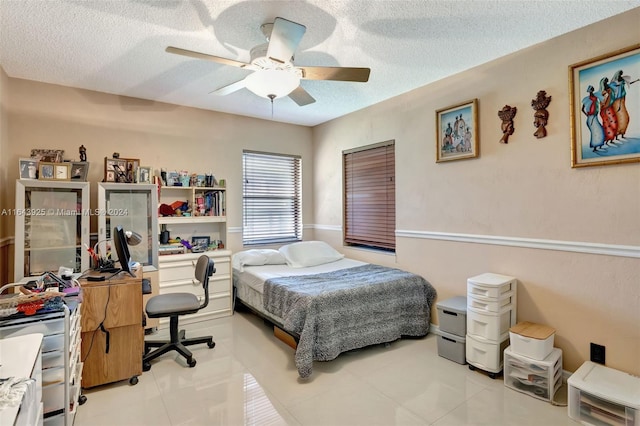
[0,66,10,284]
[312,9,640,375]
[3,79,314,278]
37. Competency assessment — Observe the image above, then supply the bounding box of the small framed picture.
[137,166,152,184]
[70,161,90,181]
[19,157,38,179]
[120,158,140,183]
[104,157,128,182]
[55,163,71,180]
[30,148,64,163]
[38,162,56,180]
[436,98,479,163]
[191,236,210,253]
[166,170,179,186]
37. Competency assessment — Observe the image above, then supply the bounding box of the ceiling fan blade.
[166,46,251,69]
[288,86,316,106]
[298,66,371,82]
[210,78,247,96]
[266,17,306,64]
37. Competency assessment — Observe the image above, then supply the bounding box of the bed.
[232,241,437,378]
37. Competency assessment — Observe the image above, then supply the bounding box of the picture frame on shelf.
[38,162,56,180]
[104,157,127,182]
[166,170,179,186]
[70,161,90,181]
[120,158,140,183]
[569,44,640,168]
[19,157,38,179]
[30,148,64,163]
[137,166,152,184]
[55,163,71,180]
[435,98,479,163]
[191,236,210,253]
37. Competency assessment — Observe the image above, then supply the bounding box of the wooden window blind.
[243,151,302,245]
[343,141,395,251]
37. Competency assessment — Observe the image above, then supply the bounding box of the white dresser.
[0,333,43,426]
[158,250,233,325]
[466,273,517,378]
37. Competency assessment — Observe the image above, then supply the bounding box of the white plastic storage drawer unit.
[436,296,467,337]
[467,273,517,299]
[467,291,514,313]
[504,346,562,402]
[467,305,514,341]
[466,333,510,375]
[568,361,640,426]
[437,330,466,364]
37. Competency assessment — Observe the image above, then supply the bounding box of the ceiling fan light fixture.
[245,69,300,99]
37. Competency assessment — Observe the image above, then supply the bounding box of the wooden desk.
[79,270,143,388]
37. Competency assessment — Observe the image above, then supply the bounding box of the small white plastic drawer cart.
[466,272,517,379]
[0,297,86,426]
[568,361,640,426]
[504,346,562,402]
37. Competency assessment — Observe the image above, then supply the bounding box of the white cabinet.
[504,346,562,402]
[158,251,232,324]
[0,302,84,426]
[14,180,90,282]
[568,361,640,426]
[97,183,159,269]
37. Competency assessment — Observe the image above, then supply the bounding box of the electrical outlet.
[590,343,606,364]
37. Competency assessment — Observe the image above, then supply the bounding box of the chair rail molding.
[395,230,640,259]
[310,225,639,259]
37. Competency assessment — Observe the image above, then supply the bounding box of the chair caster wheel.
[468,365,476,371]
[130,376,139,385]
[78,395,88,405]
[143,362,151,372]
[207,341,216,349]
[188,358,196,368]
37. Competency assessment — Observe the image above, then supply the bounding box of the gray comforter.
[263,264,437,378]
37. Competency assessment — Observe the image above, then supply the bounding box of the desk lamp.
[92,230,143,271]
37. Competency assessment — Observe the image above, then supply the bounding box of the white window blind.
[243,151,302,245]
[343,141,395,251]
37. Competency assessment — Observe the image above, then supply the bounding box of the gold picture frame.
[436,99,479,163]
[569,44,640,168]
[38,162,70,180]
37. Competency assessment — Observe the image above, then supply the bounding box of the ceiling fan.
[166,17,370,106]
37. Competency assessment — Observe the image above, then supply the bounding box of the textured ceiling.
[1,1,639,126]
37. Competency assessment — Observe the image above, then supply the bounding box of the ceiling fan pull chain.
[268,94,276,119]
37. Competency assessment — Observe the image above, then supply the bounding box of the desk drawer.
[42,350,64,369]
[42,382,64,414]
[42,333,64,353]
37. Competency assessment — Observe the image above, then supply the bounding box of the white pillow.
[232,249,287,272]
[279,241,344,268]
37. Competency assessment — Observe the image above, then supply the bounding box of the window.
[243,151,302,245]
[343,141,395,251]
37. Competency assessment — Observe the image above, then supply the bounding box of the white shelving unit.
[0,302,84,426]
[157,185,232,325]
[504,346,563,402]
[14,180,90,282]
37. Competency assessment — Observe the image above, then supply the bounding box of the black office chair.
[142,255,216,370]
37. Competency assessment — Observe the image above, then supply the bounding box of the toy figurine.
[79,145,87,161]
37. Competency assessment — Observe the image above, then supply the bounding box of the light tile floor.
[75,311,575,425]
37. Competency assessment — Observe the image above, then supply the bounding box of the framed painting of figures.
[436,99,479,163]
[570,44,640,168]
